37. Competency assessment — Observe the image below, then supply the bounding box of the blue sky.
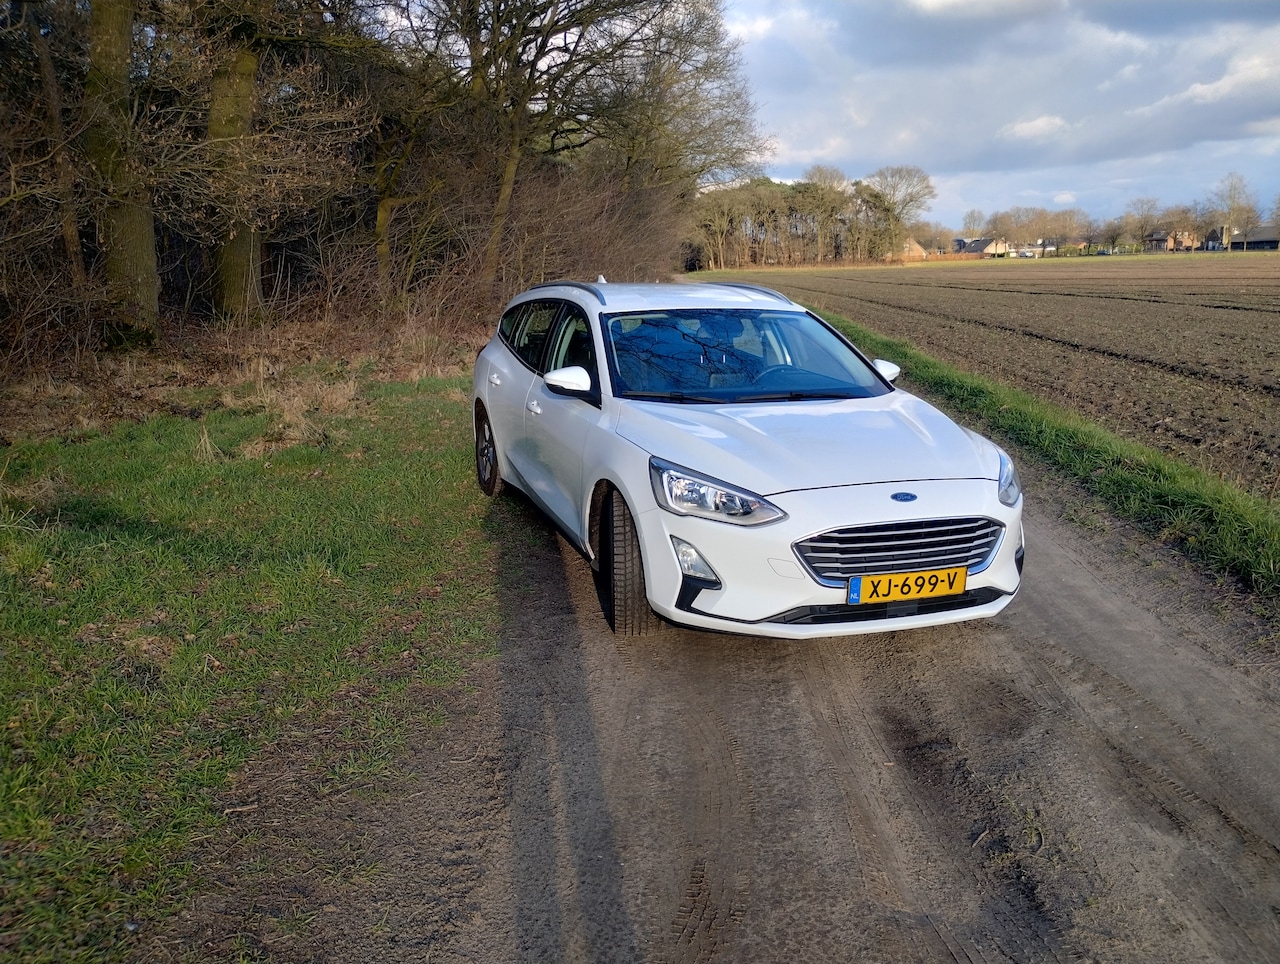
[722,0,1280,229]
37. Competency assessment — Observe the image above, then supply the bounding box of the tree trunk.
[209,45,263,321]
[480,136,522,288]
[81,0,159,335]
[25,0,86,288]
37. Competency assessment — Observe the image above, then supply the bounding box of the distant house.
[1206,223,1278,251]
[1143,230,1199,252]
[962,238,1009,257]
[1229,222,1278,251]
[894,237,928,261]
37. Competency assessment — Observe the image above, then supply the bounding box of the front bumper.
[634,479,1024,639]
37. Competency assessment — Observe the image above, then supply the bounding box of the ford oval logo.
[891,492,918,503]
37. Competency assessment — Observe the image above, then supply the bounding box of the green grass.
[0,377,499,963]
[816,310,1280,599]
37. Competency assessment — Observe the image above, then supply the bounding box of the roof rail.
[527,280,607,305]
[700,281,793,304]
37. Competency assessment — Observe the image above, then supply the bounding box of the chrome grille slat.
[794,517,1004,584]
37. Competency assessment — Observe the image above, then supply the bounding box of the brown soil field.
[723,255,1280,502]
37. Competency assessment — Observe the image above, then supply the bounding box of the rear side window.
[498,304,525,343]
[500,300,563,371]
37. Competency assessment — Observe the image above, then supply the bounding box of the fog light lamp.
[671,537,720,584]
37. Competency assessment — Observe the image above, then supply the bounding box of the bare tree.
[795,166,851,262]
[961,208,984,239]
[154,1,377,321]
[14,0,86,288]
[586,0,767,193]
[1079,217,1102,254]
[984,209,1019,245]
[1126,196,1162,252]
[1192,199,1222,251]
[1102,218,1126,253]
[1159,204,1190,251]
[863,165,936,258]
[398,0,666,285]
[1211,171,1259,250]
[1235,201,1263,250]
[914,221,952,256]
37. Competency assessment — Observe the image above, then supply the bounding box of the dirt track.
[152,456,1280,963]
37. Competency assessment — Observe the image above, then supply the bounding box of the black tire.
[606,489,657,636]
[475,407,504,497]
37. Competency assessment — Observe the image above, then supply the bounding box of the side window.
[509,300,562,371]
[546,307,596,378]
[498,303,527,346]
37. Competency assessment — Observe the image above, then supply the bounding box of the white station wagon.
[472,280,1024,638]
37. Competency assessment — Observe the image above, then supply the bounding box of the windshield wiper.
[622,390,724,404]
[732,390,859,402]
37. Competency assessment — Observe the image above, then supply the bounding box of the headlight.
[998,449,1022,507]
[649,458,787,526]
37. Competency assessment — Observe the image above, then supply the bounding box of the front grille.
[794,516,1004,586]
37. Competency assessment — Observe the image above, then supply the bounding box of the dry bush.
[499,157,687,287]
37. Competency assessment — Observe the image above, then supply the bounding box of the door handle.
[527,400,542,415]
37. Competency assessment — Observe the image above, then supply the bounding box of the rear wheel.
[606,489,657,636]
[475,407,504,497]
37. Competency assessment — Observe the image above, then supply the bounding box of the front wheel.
[605,489,658,636]
[475,406,504,497]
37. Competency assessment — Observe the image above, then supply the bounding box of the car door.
[482,299,562,491]
[519,304,604,544]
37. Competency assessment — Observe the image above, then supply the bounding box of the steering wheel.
[751,365,793,384]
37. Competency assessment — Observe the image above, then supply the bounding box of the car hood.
[615,390,999,495]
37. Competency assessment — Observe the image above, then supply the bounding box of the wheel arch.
[587,479,614,572]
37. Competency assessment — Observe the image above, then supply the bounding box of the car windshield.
[602,308,890,403]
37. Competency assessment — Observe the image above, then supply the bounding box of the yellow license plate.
[849,566,967,605]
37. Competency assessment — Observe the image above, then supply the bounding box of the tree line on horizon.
[689,168,1280,268]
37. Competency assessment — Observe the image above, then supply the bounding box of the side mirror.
[544,365,594,396]
[873,359,901,383]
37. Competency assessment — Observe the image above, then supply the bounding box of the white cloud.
[904,0,1037,16]
[999,115,1072,142]
[726,14,775,42]
[1150,53,1280,111]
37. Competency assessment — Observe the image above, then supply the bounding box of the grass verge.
[817,309,1280,599]
[0,375,497,963]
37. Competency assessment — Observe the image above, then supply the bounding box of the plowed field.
[722,255,1280,501]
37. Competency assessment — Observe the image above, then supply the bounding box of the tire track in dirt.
[535,465,1280,963]
[994,493,1280,963]
[793,641,1074,963]
[566,561,754,964]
